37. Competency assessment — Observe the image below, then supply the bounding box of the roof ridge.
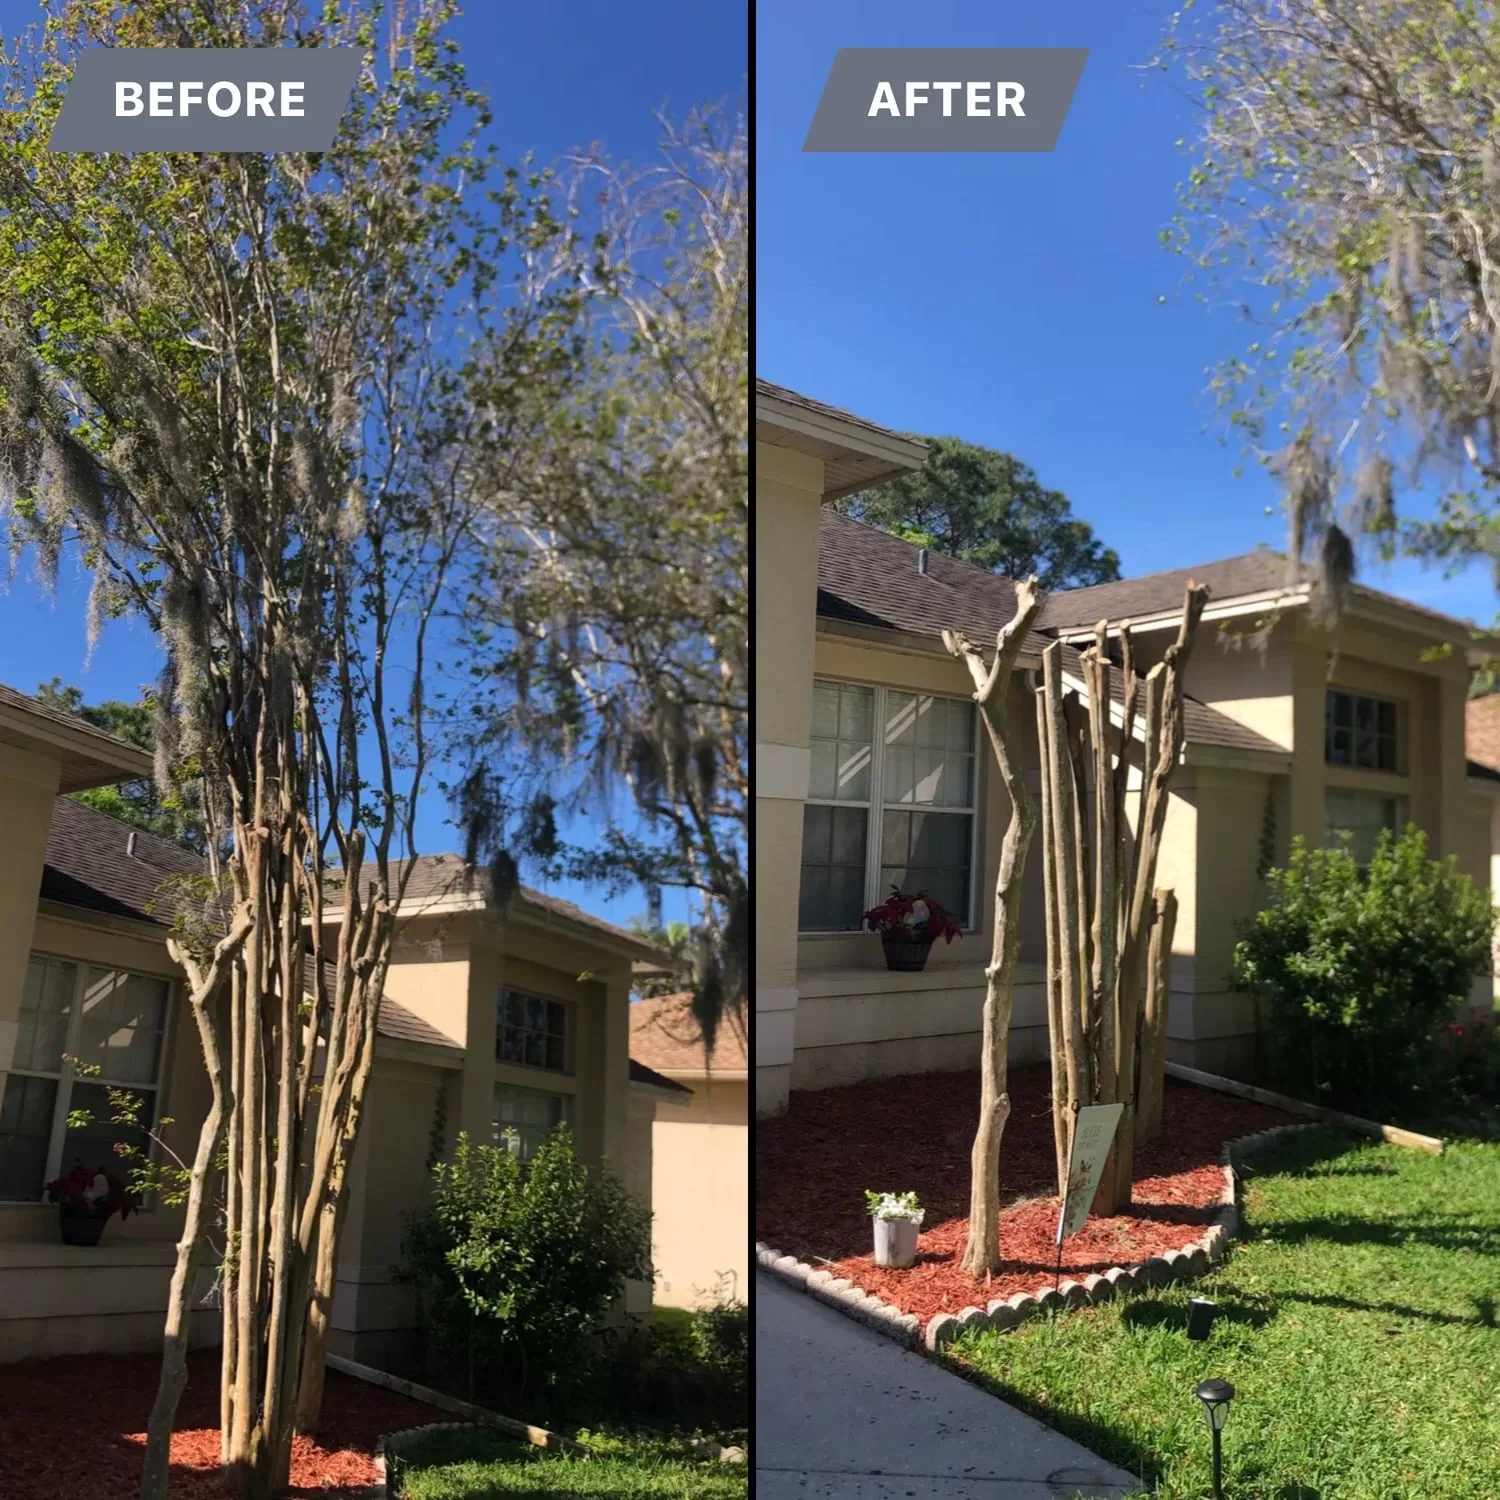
[1049,547,1293,602]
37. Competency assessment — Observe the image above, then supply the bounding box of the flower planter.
[58,1204,111,1247]
[882,936,933,972]
[873,1216,920,1268]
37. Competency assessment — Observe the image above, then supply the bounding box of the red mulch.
[756,1064,1295,1321]
[0,1350,447,1499]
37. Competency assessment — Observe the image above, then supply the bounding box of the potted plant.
[863,887,962,972]
[866,1190,924,1268]
[44,1164,137,1246]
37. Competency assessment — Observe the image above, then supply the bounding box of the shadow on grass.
[1262,1213,1500,1257]
[1273,1287,1498,1330]
[1121,1298,1278,1334]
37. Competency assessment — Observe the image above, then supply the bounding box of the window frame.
[800,677,982,934]
[1324,688,1401,774]
[494,985,575,1077]
[1,953,176,1204]
[491,1082,573,1162]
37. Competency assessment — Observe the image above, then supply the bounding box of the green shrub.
[397,1128,652,1405]
[1230,825,1493,1116]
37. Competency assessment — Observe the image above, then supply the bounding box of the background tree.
[35,679,205,850]
[456,104,747,1054]
[838,436,1120,589]
[0,3,581,1495]
[628,917,702,1001]
[1163,0,1500,602]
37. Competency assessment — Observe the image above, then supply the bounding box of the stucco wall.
[650,1076,747,1309]
[755,441,824,1116]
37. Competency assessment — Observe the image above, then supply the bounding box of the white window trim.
[4,954,176,1203]
[801,678,981,933]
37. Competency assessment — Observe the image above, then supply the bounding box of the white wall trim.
[756,742,810,802]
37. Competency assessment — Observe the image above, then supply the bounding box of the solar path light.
[1194,1378,1235,1499]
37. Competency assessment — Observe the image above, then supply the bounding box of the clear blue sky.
[756,0,1498,626]
[0,0,744,928]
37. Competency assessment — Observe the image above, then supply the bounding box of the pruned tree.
[456,104,747,1055]
[1162,0,1500,598]
[1034,584,1207,1215]
[941,577,1043,1277]
[0,4,583,1496]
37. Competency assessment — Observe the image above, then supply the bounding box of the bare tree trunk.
[1036,688,1069,1192]
[294,1180,348,1435]
[1042,644,1088,1173]
[1136,889,1179,1144]
[942,577,1043,1278]
[138,921,250,1500]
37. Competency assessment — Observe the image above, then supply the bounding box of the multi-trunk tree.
[0,4,584,1497]
[941,579,1044,1276]
[1034,586,1206,1214]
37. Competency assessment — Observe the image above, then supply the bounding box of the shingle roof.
[0,683,153,759]
[1038,552,1303,631]
[629,993,748,1075]
[817,513,1285,757]
[40,795,208,925]
[629,1057,692,1094]
[349,852,658,957]
[1468,695,1500,774]
[756,380,924,451]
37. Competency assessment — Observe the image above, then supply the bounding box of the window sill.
[798,961,1043,998]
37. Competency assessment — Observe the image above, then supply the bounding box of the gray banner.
[49,47,362,153]
[803,48,1087,153]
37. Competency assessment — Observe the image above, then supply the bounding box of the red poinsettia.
[45,1164,137,1220]
[862,887,963,944]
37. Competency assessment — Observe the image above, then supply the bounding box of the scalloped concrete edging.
[756,1121,1337,1355]
[372,1421,481,1499]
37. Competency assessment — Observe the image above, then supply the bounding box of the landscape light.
[1194,1379,1235,1499]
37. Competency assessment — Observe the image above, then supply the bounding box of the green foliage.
[951,1130,1500,1499]
[837,435,1120,589]
[1230,826,1494,1114]
[1160,0,1500,592]
[392,1426,746,1500]
[35,679,206,850]
[63,1055,193,1209]
[578,1293,748,1435]
[628,919,698,1000]
[397,1129,652,1405]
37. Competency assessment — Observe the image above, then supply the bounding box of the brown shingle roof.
[756,380,924,451]
[0,683,154,760]
[629,993,748,1075]
[629,1057,691,1094]
[817,514,1284,758]
[1039,552,1303,631]
[1468,695,1500,774]
[40,795,207,925]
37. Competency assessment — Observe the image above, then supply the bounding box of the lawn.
[389,1427,747,1499]
[947,1127,1500,1500]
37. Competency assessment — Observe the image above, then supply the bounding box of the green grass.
[948,1128,1500,1499]
[391,1427,748,1499]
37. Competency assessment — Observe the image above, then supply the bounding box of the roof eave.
[816,611,1046,670]
[755,389,927,499]
[0,703,155,792]
[1052,588,1311,643]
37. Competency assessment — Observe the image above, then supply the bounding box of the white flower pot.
[873,1215,920,1268]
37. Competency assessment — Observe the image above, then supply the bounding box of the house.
[0,682,684,1365]
[629,994,747,1308]
[755,379,1500,1117]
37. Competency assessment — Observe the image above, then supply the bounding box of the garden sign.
[1056,1102,1125,1245]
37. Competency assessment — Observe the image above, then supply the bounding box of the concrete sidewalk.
[756,1271,1141,1498]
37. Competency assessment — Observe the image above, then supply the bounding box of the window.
[1325,690,1398,772]
[495,987,570,1073]
[1324,788,1400,867]
[0,957,170,1201]
[799,679,977,932]
[493,1084,571,1162]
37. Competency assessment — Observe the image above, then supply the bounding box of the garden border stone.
[758,1114,1440,1354]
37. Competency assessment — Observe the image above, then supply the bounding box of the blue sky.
[0,0,744,928]
[756,0,1499,624]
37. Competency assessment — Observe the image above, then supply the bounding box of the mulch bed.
[0,1349,445,1498]
[756,1064,1296,1322]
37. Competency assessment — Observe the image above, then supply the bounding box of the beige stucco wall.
[0,746,63,1108]
[650,1076,747,1309]
[755,441,824,1115]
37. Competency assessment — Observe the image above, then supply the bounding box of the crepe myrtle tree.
[0,3,586,1496]
[455,105,748,1061]
[1163,0,1500,607]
